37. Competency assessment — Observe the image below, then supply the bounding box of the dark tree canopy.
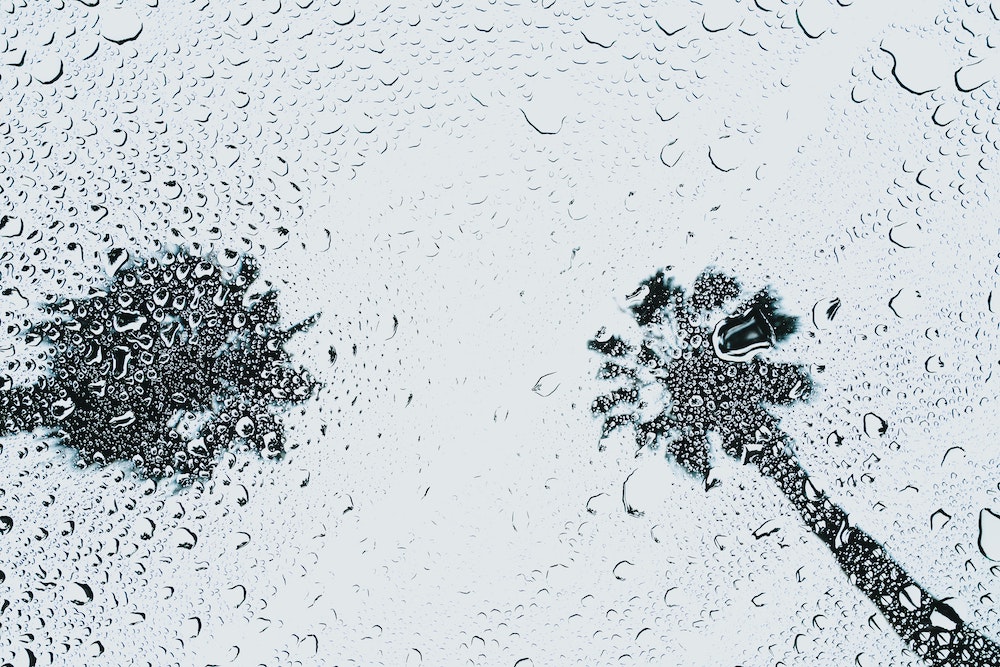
[0,248,319,483]
[589,269,810,483]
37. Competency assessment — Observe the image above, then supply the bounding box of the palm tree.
[0,248,319,484]
[589,269,1000,666]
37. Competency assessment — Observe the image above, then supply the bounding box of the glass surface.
[0,1,998,666]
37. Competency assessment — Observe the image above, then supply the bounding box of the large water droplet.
[712,306,775,362]
[978,508,1000,561]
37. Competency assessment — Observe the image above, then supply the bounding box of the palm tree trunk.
[753,434,1000,666]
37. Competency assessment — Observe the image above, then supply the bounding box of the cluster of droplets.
[0,248,319,484]
[0,0,861,277]
[0,428,336,667]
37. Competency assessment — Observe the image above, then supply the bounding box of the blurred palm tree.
[590,269,999,666]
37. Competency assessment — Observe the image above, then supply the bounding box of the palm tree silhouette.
[0,248,319,484]
[589,269,1000,666]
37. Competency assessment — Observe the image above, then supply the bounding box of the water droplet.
[100,8,143,44]
[712,306,775,362]
[978,508,1000,561]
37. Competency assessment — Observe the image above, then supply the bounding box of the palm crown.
[590,269,810,483]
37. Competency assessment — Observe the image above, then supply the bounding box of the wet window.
[1,1,998,666]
